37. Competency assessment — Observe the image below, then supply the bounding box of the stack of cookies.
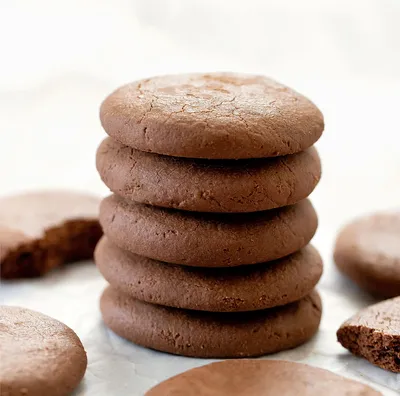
[95,73,324,358]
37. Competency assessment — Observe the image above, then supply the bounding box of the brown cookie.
[0,190,103,279]
[96,237,323,312]
[146,360,382,396]
[100,73,324,159]
[99,195,317,267]
[337,297,400,373]
[96,137,321,213]
[334,213,400,298]
[0,226,30,262]
[100,287,322,358]
[0,306,87,396]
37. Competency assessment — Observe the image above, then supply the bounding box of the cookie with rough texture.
[96,237,323,312]
[334,213,400,298]
[97,137,321,213]
[146,360,382,396]
[0,306,87,396]
[101,287,322,358]
[337,297,400,373]
[0,190,103,279]
[100,73,324,159]
[100,195,317,267]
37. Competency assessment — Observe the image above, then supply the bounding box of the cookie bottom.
[100,287,322,358]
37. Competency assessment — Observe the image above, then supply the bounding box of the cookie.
[334,213,400,298]
[0,306,87,396]
[100,73,324,159]
[146,360,382,396]
[0,190,103,279]
[100,195,317,267]
[337,297,400,373]
[0,226,30,262]
[96,237,323,312]
[97,137,321,213]
[100,287,322,358]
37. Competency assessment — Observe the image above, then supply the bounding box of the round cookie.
[96,237,323,312]
[96,137,321,213]
[99,195,318,267]
[0,190,103,278]
[334,212,400,298]
[100,287,322,358]
[0,306,87,396]
[337,296,400,373]
[146,360,382,396]
[100,73,324,159]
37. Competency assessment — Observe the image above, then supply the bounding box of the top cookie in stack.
[100,73,323,160]
[96,73,324,358]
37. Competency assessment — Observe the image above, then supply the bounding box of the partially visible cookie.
[334,212,400,298]
[0,306,87,396]
[146,360,382,396]
[100,287,322,358]
[99,195,317,267]
[100,73,324,159]
[337,297,400,373]
[96,238,323,312]
[0,190,103,279]
[0,226,30,262]
[96,137,321,212]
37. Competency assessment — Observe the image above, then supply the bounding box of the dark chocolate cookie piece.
[337,297,400,373]
[0,190,103,278]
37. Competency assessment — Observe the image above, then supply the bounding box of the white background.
[0,1,399,395]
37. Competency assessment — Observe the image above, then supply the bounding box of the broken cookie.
[337,296,400,373]
[0,190,103,279]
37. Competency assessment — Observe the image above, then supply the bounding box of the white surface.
[1,0,400,395]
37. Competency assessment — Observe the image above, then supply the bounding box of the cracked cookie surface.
[100,73,324,159]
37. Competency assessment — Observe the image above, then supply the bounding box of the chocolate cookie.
[97,137,321,213]
[0,226,30,262]
[100,73,324,159]
[0,306,87,396]
[0,190,103,279]
[337,297,400,373]
[334,213,400,298]
[146,360,382,396]
[96,237,323,312]
[100,287,322,358]
[100,195,317,267]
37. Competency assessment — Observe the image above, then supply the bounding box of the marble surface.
[1,0,400,394]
